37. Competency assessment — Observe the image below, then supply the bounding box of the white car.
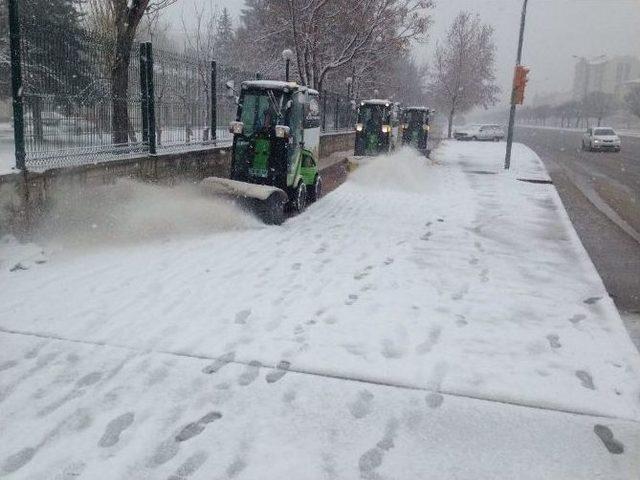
[454,124,504,141]
[581,127,621,152]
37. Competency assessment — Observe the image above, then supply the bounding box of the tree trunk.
[111,41,132,145]
[447,108,455,139]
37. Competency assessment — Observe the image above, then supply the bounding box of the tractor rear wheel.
[309,175,322,203]
[293,182,307,213]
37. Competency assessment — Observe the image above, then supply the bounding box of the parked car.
[454,124,504,141]
[581,127,621,152]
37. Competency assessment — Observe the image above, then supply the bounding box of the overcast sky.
[163,0,640,107]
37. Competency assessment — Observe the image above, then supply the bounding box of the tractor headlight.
[402,124,408,130]
[381,125,391,134]
[356,123,363,132]
[229,121,244,135]
[423,124,430,132]
[275,125,290,139]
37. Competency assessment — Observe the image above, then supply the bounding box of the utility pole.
[504,0,529,170]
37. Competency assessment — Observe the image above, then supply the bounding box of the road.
[515,126,640,343]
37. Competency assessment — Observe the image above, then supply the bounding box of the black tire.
[309,175,322,203]
[293,181,307,213]
[259,193,286,225]
[471,136,478,141]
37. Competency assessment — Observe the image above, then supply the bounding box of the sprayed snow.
[31,179,261,249]
[1,142,639,478]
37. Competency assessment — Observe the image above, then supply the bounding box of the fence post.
[334,94,339,131]
[144,42,157,155]
[211,61,217,143]
[7,0,25,171]
[139,43,149,144]
[321,91,327,131]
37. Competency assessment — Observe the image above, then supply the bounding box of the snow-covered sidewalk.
[1,141,639,479]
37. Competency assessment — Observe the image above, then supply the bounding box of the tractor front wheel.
[259,192,286,225]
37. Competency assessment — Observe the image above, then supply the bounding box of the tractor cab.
[227,80,322,219]
[401,107,431,155]
[354,99,400,156]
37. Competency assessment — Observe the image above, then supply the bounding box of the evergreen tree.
[214,7,235,62]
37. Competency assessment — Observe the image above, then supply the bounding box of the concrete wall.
[0,131,354,236]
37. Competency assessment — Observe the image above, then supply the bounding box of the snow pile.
[34,179,261,248]
[350,147,437,193]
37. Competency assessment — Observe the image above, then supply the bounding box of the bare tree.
[625,85,640,120]
[235,0,433,92]
[582,91,618,127]
[86,0,176,145]
[428,12,499,138]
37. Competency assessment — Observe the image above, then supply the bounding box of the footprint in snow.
[420,232,432,241]
[202,352,235,374]
[235,309,251,324]
[576,370,595,390]
[546,334,561,349]
[381,339,404,359]
[167,451,209,480]
[348,390,374,419]
[266,361,291,384]
[569,314,586,324]
[594,425,624,455]
[345,294,359,306]
[291,263,302,271]
[383,257,394,266]
[425,393,444,409]
[175,411,222,442]
[98,412,135,447]
[238,361,261,386]
[416,327,442,355]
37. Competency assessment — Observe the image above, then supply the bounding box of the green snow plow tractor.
[202,80,322,225]
[354,99,400,156]
[400,107,431,156]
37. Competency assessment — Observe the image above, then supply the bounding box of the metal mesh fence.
[320,91,356,132]
[8,11,355,171]
[19,18,147,169]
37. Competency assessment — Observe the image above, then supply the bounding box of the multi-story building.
[572,55,640,100]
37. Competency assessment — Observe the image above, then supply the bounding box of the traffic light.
[513,65,530,105]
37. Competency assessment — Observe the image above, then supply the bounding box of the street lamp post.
[504,0,529,170]
[282,49,294,82]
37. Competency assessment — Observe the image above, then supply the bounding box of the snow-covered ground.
[1,141,639,479]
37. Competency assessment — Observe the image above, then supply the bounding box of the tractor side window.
[301,153,315,168]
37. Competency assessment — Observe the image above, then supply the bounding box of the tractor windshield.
[405,110,423,124]
[240,90,287,136]
[359,104,386,132]
[404,110,425,128]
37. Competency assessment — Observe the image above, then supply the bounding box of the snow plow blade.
[201,177,289,225]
